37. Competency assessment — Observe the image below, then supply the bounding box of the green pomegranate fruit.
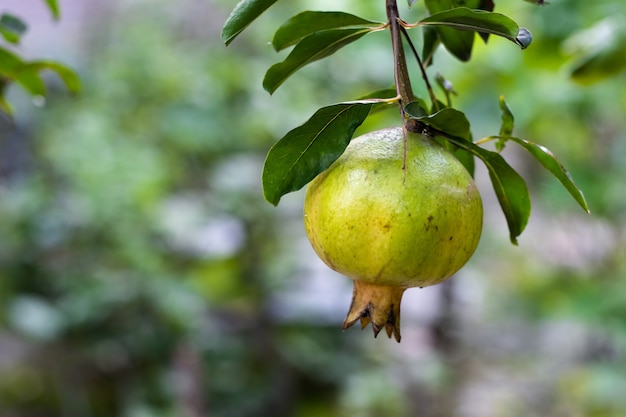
[304,127,483,342]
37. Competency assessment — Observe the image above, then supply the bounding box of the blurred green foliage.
[0,0,625,416]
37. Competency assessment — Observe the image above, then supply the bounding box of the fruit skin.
[303,127,483,341]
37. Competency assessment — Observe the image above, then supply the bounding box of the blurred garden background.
[0,0,625,416]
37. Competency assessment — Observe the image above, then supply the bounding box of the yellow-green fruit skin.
[304,127,483,288]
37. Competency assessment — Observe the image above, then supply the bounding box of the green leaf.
[418,7,532,49]
[0,47,23,76]
[221,0,280,46]
[421,26,440,66]
[0,95,12,114]
[564,18,626,84]
[443,135,531,244]
[424,1,476,61]
[27,61,81,93]
[0,80,13,114]
[476,0,495,42]
[478,0,495,13]
[262,102,372,205]
[497,95,514,151]
[404,99,429,118]
[506,137,590,214]
[15,66,47,96]
[452,145,475,178]
[406,105,476,176]
[0,14,27,44]
[12,61,81,97]
[272,11,382,51]
[356,88,398,115]
[43,0,60,19]
[263,28,372,94]
[406,106,471,140]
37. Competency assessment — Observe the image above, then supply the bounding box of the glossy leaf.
[43,0,60,19]
[272,11,382,51]
[418,7,532,49]
[451,145,476,178]
[263,28,372,94]
[221,0,280,46]
[506,137,590,214]
[262,102,372,205]
[0,14,27,44]
[477,0,495,42]
[406,106,471,140]
[404,99,429,118]
[421,26,440,66]
[424,0,475,61]
[444,135,531,245]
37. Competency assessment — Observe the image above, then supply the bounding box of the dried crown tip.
[342,280,406,343]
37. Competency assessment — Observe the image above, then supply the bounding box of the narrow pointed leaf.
[0,47,23,76]
[15,67,47,96]
[0,80,13,114]
[406,105,476,176]
[421,26,440,66]
[406,106,471,140]
[262,102,372,205]
[29,61,81,93]
[452,146,476,178]
[272,11,382,51]
[221,0,280,46]
[444,135,530,244]
[418,7,532,49]
[424,1,475,61]
[497,96,514,151]
[477,0,495,42]
[507,137,590,214]
[16,61,81,95]
[423,122,530,244]
[0,95,12,115]
[263,28,372,94]
[0,14,27,44]
[43,0,60,19]
[478,0,495,12]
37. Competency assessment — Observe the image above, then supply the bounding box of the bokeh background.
[0,0,625,416]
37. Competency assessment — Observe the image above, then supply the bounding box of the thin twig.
[399,24,439,112]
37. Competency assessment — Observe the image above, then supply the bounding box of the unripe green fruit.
[304,127,483,341]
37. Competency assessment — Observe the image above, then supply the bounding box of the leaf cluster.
[0,0,80,115]
[222,0,589,244]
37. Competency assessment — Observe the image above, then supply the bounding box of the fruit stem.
[343,280,406,342]
[386,0,418,133]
